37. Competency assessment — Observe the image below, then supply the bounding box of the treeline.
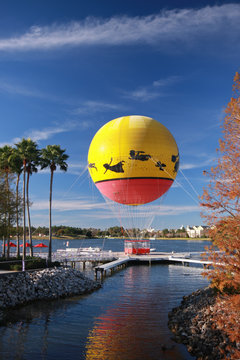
[12,225,191,239]
[0,138,68,262]
[110,226,190,238]
[32,226,95,238]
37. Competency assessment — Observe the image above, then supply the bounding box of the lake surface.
[0,238,211,360]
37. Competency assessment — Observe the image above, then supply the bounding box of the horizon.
[0,0,239,230]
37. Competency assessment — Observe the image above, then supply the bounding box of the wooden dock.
[94,252,213,280]
[0,250,215,277]
[94,257,129,280]
[27,248,214,280]
[168,256,212,267]
[51,249,121,270]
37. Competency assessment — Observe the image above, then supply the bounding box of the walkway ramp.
[168,256,212,266]
[94,256,129,279]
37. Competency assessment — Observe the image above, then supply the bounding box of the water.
[0,239,211,360]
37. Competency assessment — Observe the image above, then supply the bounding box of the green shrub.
[0,256,61,271]
[10,264,22,271]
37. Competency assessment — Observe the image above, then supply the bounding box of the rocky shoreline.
[168,286,237,359]
[0,267,101,310]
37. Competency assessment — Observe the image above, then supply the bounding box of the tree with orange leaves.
[201,72,240,358]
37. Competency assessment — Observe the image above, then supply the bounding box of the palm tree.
[0,175,7,253]
[10,148,23,257]
[15,138,40,261]
[26,158,39,256]
[0,145,14,258]
[40,145,69,263]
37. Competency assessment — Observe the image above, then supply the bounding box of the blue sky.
[0,0,239,230]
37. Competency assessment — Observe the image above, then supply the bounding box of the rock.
[0,267,101,310]
[168,286,237,359]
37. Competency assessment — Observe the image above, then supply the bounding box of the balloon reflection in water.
[85,266,184,360]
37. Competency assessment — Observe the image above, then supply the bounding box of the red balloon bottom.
[95,178,173,205]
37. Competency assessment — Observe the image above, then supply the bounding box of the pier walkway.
[94,257,130,279]
[93,251,213,280]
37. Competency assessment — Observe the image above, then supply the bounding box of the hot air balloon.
[88,115,179,253]
[88,115,179,206]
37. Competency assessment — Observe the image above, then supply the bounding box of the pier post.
[94,268,98,280]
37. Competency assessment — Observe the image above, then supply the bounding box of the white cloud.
[180,156,216,170]
[181,163,201,170]
[123,87,163,102]
[153,76,182,87]
[39,162,88,176]
[67,162,88,172]
[0,79,71,104]
[32,198,108,211]
[0,120,88,147]
[0,81,46,98]
[0,5,239,52]
[122,76,181,101]
[72,100,124,114]
[31,198,200,218]
[25,121,78,141]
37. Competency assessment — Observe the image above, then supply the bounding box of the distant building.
[147,227,155,233]
[186,225,209,238]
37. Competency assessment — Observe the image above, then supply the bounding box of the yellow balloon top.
[88,115,179,183]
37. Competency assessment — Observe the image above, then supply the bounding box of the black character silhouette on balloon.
[155,161,166,171]
[103,158,125,174]
[88,163,98,171]
[171,153,180,173]
[129,150,151,161]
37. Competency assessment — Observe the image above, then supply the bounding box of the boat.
[80,247,101,253]
[65,247,101,253]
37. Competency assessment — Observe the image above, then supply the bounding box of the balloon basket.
[124,240,150,255]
